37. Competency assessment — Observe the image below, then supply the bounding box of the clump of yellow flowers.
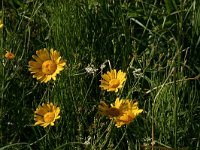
[98,98,143,128]
[99,68,143,128]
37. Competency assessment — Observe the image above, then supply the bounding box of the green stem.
[173,68,177,148]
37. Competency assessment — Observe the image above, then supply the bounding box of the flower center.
[123,115,133,123]
[118,112,134,124]
[109,79,120,88]
[44,112,55,123]
[42,60,57,75]
[107,108,121,117]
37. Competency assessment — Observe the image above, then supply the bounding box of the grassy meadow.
[0,0,200,149]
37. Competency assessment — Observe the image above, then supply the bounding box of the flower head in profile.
[100,69,126,92]
[0,19,3,29]
[34,103,60,128]
[28,48,66,83]
[98,98,143,128]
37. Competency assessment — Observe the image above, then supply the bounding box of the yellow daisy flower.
[5,51,15,60]
[100,69,126,92]
[0,19,3,29]
[34,103,60,128]
[98,98,143,128]
[114,101,143,128]
[28,48,66,83]
[98,98,126,118]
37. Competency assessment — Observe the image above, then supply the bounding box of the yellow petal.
[32,55,42,63]
[101,74,110,82]
[36,49,50,61]
[29,61,42,68]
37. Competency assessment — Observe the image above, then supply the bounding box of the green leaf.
[164,0,177,14]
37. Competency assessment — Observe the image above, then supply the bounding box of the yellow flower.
[100,69,126,92]
[5,51,15,60]
[114,101,143,128]
[98,98,143,128]
[28,48,66,83]
[0,19,3,29]
[98,98,126,118]
[34,103,60,128]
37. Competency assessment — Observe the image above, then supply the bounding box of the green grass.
[0,0,200,149]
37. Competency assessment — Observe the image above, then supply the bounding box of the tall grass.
[0,0,200,149]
